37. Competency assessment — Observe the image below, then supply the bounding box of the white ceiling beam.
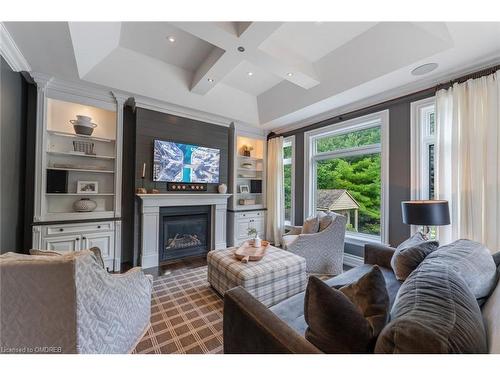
[190,49,239,94]
[172,22,237,49]
[248,49,320,89]
[69,22,122,78]
[174,21,321,95]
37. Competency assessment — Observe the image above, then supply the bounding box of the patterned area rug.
[133,266,223,354]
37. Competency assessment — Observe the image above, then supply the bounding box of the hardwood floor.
[142,255,208,279]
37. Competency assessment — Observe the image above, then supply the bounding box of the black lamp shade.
[401,200,450,226]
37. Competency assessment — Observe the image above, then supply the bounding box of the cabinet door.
[236,220,250,239]
[82,232,114,260]
[43,235,81,253]
[250,218,265,235]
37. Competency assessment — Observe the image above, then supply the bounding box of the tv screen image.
[153,140,220,183]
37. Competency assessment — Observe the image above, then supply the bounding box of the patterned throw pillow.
[304,266,389,353]
[390,232,438,281]
[302,215,320,234]
[318,211,334,232]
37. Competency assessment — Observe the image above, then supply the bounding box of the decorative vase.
[73,198,97,212]
[253,236,262,248]
[218,183,227,194]
[70,115,98,136]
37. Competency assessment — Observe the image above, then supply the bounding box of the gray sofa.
[223,241,500,354]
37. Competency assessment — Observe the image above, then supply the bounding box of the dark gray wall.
[134,108,229,192]
[283,89,435,256]
[1,57,27,253]
[121,107,229,266]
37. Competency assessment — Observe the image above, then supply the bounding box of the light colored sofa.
[282,212,347,275]
[0,249,152,353]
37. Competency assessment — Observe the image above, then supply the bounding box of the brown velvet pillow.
[391,232,438,281]
[304,266,389,353]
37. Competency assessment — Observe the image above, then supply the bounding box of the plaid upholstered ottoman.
[207,246,307,307]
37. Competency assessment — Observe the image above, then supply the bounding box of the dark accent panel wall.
[283,88,435,256]
[134,108,229,193]
[121,107,229,266]
[23,83,37,251]
[121,106,136,265]
[0,58,29,253]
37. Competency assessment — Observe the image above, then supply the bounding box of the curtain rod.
[435,64,499,91]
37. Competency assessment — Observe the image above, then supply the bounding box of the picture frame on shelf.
[239,184,250,194]
[77,180,99,194]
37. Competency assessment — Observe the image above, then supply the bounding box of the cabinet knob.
[82,237,86,240]
[59,228,64,232]
[97,225,101,229]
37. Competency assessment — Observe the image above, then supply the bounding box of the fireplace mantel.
[137,193,231,269]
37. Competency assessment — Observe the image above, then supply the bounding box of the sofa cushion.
[375,259,488,353]
[426,239,496,299]
[482,275,500,354]
[304,266,389,353]
[302,215,319,234]
[391,232,438,281]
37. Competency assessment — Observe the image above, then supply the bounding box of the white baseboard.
[343,253,364,268]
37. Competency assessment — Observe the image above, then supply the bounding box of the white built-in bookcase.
[227,125,268,246]
[31,74,127,271]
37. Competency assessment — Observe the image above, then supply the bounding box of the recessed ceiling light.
[207,78,214,83]
[411,63,439,76]
[167,36,176,43]
[247,72,254,77]
[287,72,293,77]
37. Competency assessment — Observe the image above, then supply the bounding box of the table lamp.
[401,200,450,239]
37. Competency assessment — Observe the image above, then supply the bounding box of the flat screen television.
[153,139,220,183]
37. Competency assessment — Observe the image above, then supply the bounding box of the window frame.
[304,110,389,245]
[283,135,295,226]
[410,97,436,235]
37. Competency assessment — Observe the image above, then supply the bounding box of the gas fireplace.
[158,205,211,262]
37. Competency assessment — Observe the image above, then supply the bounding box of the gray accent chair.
[282,212,347,275]
[0,249,152,353]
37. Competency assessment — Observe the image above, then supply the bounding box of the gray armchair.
[0,249,152,353]
[282,212,347,275]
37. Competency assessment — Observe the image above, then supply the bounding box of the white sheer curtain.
[266,136,285,246]
[436,71,500,252]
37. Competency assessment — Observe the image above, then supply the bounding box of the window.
[305,111,389,244]
[411,98,437,238]
[410,98,436,200]
[283,136,295,226]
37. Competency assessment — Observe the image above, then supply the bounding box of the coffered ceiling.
[4,21,500,130]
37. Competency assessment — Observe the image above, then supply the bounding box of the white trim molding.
[0,23,31,72]
[132,95,238,129]
[410,97,436,200]
[343,253,364,268]
[283,135,296,226]
[304,110,389,245]
[137,194,231,269]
